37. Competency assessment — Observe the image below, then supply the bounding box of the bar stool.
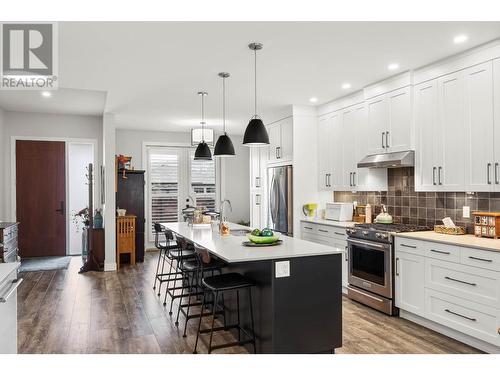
[152,223,177,295]
[175,245,227,337]
[193,270,257,354]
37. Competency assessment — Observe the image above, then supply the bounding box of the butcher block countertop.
[394,231,500,253]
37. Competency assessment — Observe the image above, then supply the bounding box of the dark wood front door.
[16,140,66,257]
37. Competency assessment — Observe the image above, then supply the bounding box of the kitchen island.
[162,222,343,354]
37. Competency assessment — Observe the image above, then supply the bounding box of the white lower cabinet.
[250,192,264,229]
[395,236,500,351]
[300,221,348,291]
[395,250,425,316]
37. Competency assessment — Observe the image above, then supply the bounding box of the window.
[190,150,216,212]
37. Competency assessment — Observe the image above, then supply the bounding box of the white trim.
[400,310,500,354]
[104,260,117,272]
[10,135,98,256]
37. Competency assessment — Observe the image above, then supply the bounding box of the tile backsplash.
[334,167,500,233]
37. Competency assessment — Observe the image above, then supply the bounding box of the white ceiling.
[1,22,500,134]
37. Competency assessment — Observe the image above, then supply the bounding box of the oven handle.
[347,286,384,303]
[347,238,390,251]
[0,278,23,303]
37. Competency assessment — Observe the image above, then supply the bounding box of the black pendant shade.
[243,118,269,146]
[214,132,235,157]
[194,140,212,160]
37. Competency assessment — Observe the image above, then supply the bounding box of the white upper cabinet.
[494,58,500,191]
[366,86,413,156]
[267,117,293,164]
[464,61,495,192]
[329,112,345,190]
[250,147,266,190]
[341,106,357,188]
[317,115,334,191]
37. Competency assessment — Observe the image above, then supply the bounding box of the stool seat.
[169,249,196,259]
[202,272,255,291]
[181,258,226,272]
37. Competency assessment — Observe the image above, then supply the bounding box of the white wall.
[0,107,5,219]
[116,129,250,223]
[103,114,116,271]
[1,111,103,221]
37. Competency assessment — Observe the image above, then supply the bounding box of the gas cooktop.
[353,223,432,233]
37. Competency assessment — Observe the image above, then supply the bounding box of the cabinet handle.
[385,131,389,149]
[430,249,450,255]
[353,172,356,187]
[325,174,328,188]
[395,257,400,276]
[276,147,281,159]
[382,132,385,149]
[334,232,345,236]
[487,163,492,184]
[345,246,348,261]
[318,229,329,233]
[433,167,437,185]
[495,163,499,184]
[401,243,417,249]
[438,166,443,185]
[275,147,279,159]
[444,308,477,322]
[444,276,477,286]
[468,256,493,263]
[349,172,353,187]
[304,226,313,230]
[255,177,260,188]
[327,173,331,187]
[256,195,261,206]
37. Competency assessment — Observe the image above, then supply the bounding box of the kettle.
[302,203,318,217]
[375,204,393,224]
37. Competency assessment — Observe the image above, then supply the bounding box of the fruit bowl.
[246,234,280,244]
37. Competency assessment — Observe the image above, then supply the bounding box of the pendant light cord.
[223,75,226,134]
[200,93,205,142]
[254,47,257,117]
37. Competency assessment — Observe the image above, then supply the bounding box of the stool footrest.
[209,339,255,352]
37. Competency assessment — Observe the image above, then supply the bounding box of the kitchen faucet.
[187,195,196,208]
[219,199,232,223]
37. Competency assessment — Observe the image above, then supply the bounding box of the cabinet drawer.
[461,247,500,272]
[301,232,332,246]
[424,242,460,263]
[425,289,500,347]
[300,222,317,235]
[300,222,346,239]
[425,257,500,308]
[395,237,425,255]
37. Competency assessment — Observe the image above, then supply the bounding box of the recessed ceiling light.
[341,83,351,90]
[309,97,318,103]
[41,91,52,98]
[453,34,468,44]
[388,63,399,71]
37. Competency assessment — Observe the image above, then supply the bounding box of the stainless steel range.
[346,223,430,315]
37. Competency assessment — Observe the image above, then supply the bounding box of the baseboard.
[145,247,158,252]
[400,310,500,354]
[104,261,117,272]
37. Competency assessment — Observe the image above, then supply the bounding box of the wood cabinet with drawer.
[0,223,19,263]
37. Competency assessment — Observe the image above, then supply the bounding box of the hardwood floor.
[17,252,482,354]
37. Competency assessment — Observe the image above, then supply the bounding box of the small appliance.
[325,202,354,222]
[302,203,318,217]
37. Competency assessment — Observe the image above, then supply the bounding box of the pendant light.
[194,91,212,160]
[243,42,269,146]
[214,72,236,157]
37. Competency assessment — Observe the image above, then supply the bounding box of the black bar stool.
[152,223,179,296]
[175,245,227,337]
[193,270,257,354]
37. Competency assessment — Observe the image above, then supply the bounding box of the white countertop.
[301,217,356,228]
[162,222,344,263]
[394,231,500,253]
[0,262,20,284]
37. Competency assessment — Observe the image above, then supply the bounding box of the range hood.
[357,150,414,168]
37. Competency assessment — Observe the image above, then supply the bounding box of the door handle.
[385,131,389,149]
[495,163,499,184]
[55,201,65,215]
[433,167,437,185]
[0,278,23,303]
[382,132,385,149]
[438,166,443,185]
[487,163,492,184]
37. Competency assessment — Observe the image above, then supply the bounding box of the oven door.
[347,237,392,298]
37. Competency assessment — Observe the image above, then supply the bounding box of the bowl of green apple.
[246,228,280,244]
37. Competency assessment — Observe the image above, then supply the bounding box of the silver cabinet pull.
[318,229,329,233]
[255,194,261,206]
[468,256,493,263]
[430,249,450,255]
[487,163,492,184]
[495,162,499,184]
[0,278,23,303]
[275,147,279,159]
[349,172,353,187]
[255,177,260,188]
[401,243,417,249]
[345,246,349,261]
[334,232,345,236]
[353,172,356,187]
[438,166,443,185]
[327,173,331,188]
[445,276,477,286]
[385,131,389,149]
[396,257,400,276]
[444,308,477,322]
[433,167,437,185]
[304,226,313,230]
[381,132,385,149]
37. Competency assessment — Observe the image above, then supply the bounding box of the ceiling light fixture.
[194,91,212,161]
[388,63,399,71]
[341,83,351,89]
[41,91,52,97]
[453,34,468,44]
[214,72,235,157]
[243,42,269,147]
[309,97,318,103]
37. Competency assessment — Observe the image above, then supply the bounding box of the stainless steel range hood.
[357,150,414,168]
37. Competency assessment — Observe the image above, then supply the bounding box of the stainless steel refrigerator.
[268,165,293,236]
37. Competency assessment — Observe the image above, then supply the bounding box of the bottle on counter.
[365,204,372,223]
